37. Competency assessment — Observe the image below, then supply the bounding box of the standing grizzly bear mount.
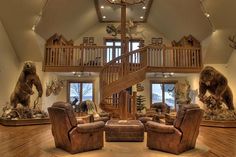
[10,61,43,108]
[199,66,234,110]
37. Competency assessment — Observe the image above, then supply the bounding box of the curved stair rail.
[100,46,148,99]
[99,45,202,119]
[99,46,148,119]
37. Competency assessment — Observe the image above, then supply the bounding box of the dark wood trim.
[94,0,153,23]
[43,66,103,72]
[0,118,50,126]
[94,0,102,22]
[143,0,153,22]
[201,120,236,128]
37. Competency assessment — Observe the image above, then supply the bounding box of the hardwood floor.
[0,124,235,157]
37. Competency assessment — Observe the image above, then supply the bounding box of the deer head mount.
[228,35,236,49]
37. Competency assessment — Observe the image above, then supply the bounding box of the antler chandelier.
[106,0,146,5]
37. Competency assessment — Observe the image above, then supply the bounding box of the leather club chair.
[146,104,203,154]
[48,101,105,154]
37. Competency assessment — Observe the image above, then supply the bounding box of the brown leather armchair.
[48,102,105,154]
[146,104,203,154]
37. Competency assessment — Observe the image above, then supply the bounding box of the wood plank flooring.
[0,124,235,157]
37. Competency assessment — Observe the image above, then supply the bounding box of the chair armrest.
[76,121,105,133]
[146,121,176,133]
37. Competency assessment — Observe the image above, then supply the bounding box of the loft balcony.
[43,45,202,73]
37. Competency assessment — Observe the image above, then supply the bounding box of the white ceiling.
[0,0,236,64]
[36,0,98,40]
[97,0,152,22]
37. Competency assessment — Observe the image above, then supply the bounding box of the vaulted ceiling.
[0,0,236,64]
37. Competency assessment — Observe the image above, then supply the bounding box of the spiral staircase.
[99,47,148,119]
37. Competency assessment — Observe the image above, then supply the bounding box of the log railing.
[147,45,202,68]
[44,45,114,67]
[43,45,202,72]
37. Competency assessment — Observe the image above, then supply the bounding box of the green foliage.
[136,95,146,112]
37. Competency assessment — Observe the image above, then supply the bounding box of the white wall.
[0,21,20,114]
[225,50,236,106]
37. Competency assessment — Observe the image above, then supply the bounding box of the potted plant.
[136,95,146,113]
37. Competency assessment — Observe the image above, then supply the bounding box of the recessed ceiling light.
[102,16,106,19]
[204,13,210,18]
[140,16,144,19]
[101,5,104,9]
[142,6,146,10]
[32,25,36,31]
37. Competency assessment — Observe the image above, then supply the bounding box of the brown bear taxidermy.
[199,66,234,110]
[10,61,43,108]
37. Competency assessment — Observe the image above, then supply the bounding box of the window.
[105,39,141,63]
[105,39,121,63]
[151,81,176,110]
[68,81,94,104]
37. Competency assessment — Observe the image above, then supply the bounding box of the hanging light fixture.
[72,72,91,77]
[106,0,146,5]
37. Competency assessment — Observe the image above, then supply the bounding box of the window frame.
[67,80,95,104]
[104,37,143,63]
[150,80,177,110]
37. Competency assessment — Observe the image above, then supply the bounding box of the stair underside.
[102,68,146,99]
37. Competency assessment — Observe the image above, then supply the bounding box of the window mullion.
[80,83,83,103]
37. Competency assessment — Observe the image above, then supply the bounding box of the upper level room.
[1,0,236,72]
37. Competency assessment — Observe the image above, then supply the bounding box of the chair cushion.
[76,121,105,133]
[174,104,200,129]
[146,121,175,133]
[52,101,77,127]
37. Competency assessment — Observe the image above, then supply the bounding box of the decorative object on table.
[48,102,105,154]
[146,104,203,154]
[136,83,144,92]
[199,66,236,121]
[46,79,64,97]
[136,95,146,112]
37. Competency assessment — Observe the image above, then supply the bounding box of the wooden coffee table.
[105,120,144,142]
